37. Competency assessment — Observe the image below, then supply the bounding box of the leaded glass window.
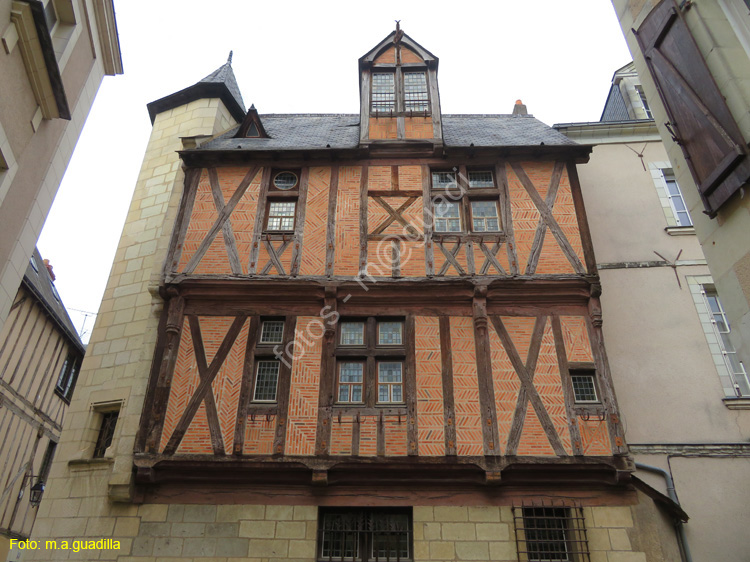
[260,321,284,344]
[434,200,461,232]
[338,362,364,403]
[267,201,296,231]
[571,372,598,403]
[471,200,500,232]
[378,321,403,345]
[253,360,280,402]
[341,322,365,346]
[372,73,395,113]
[468,170,494,188]
[378,362,403,403]
[404,72,428,112]
[432,171,457,189]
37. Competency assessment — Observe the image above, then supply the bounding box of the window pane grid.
[254,360,280,402]
[432,171,456,189]
[372,74,395,113]
[260,321,284,344]
[341,322,365,346]
[468,171,494,188]
[268,201,296,231]
[378,322,403,345]
[403,72,428,112]
[338,363,364,403]
[471,201,500,232]
[434,201,461,232]
[663,170,692,227]
[571,375,598,403]
[378,362,403,403]
[705,288,750,395]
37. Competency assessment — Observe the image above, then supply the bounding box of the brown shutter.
[636,0,750,217]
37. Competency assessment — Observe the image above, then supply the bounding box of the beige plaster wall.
[611,0,750,385]
[25,97,236,560]
[0,0,117,330]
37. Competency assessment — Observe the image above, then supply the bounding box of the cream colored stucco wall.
[0,0,119,331]
[610,0,750,389]
[575,131,750,561]
[25,97,236,560]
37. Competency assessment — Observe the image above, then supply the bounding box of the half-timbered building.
[28,28,686,562]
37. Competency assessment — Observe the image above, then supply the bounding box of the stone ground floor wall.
[20,493,681,562]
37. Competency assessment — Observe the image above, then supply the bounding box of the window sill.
[68,457,113,470]
[665,226,695,236]
[723,397,750,410]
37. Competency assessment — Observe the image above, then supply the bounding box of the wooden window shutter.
[636,0,750,217]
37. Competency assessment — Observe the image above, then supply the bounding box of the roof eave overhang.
[147,82,246,125]
[177,143,591,167]
[20,276,85,355]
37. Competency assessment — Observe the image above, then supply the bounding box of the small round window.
[273,172,298,190]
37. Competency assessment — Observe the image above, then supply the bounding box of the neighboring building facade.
[27,30,688,562]
[610,0,750,400]
[556,64,750,561]
[0,248,84,559]
[0,0,122,328]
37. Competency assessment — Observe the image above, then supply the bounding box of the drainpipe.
[635,462,693,562]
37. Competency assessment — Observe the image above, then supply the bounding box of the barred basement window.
[318,508,412,562]
[513,504,590,562]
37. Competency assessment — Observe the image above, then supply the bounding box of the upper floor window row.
[371,71,429,114]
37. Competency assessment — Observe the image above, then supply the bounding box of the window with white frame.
[635,84,653,119]
[318,508,412,562]
[688,277,750,398]
[704,287,750,396]
[335,318,406,407]
[662,169,692,227]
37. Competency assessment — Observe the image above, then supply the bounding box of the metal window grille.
[662,169,692,226]
[378,322,403,345]
[377,362,403,403]
[338,363,364,403]
[468,170,494,188]
[434,201,461,232]
[432,171,456,189]
[704,287,750,395]
[318,509,412,562]
[267,201,296,231]
[372,74,395,113]
[260,321,284,344]
[93,412,118,458]
[513,504,589,562]
[571,373,598,403]
[471,201,500,232]
[253,360,280,402]
[403,72,428,112]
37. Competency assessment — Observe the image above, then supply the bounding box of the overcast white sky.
[37,0,633,342]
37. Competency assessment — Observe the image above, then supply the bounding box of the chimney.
[512,99,528,116]
[43,259,56,281]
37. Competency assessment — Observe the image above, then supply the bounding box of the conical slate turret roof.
[147,53,246,124]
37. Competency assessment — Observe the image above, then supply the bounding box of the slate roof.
[147,58,246,125]
[21,248,84,354]
[197,114,578,151]
[199,61,245,115]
